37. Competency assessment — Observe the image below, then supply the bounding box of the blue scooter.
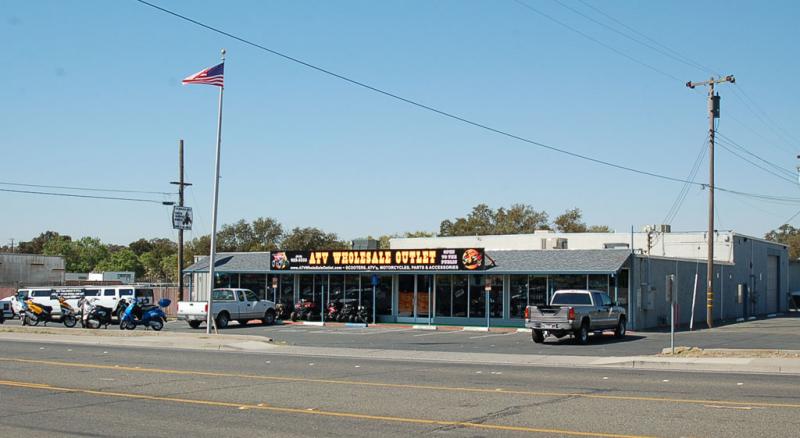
[119,298,170,331]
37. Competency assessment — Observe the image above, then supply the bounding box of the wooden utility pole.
[171,139,192,301]
[686,75,734,328]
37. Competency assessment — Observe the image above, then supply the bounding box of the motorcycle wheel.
[29,315,40,326]
[86,319,101,329]
[63,314,77,328]
[150,318,164,331]
[290,312,298,322]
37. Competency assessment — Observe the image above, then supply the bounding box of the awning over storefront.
[184,249,631,275]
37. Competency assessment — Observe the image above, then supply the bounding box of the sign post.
[485,277,492,330]
[666,274,676,354]
[371,274,379,325]
[271,276,278,305]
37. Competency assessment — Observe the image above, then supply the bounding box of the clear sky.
[2,0,799,246]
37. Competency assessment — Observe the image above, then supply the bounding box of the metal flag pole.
[206,49,226,335]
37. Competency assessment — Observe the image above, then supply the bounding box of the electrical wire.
[512,0,683,83]
[0,181,175,196]
[715,132,796,177]
[0,188,169,204]
[716,141,797,185]
[135,0,800,207]
[662,136,707,225]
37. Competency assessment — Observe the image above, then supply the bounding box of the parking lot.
[5,314,798,357]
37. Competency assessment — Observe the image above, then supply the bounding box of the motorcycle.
[22,299,55,326]
[119,298,170,331]
[79,297,116,329]
[337,302,357,322]
[289,299,317,322]
[325,301,342,322]
[57,296,78,328]
[356,305,372,324]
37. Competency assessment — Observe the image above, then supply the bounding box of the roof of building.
[485,249,630,274]
[184,249,631,275]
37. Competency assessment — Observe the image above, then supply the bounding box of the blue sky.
[2,0,799,245]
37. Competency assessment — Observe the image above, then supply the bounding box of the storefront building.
[184,230,789,330]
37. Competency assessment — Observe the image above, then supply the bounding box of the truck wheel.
[532,330,545,343]
[216,312,229,329]
[575,321,590,345]
[262,310,276,326]
[188,320,202,329]
[615,317,627,338]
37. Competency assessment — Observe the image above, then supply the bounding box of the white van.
[82,286,155,316]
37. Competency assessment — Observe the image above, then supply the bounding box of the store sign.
[172,206,193,230]
[270,248,485,272]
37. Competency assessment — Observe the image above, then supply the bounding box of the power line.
[135,0,800,206]
[716,141,797,185]
[715,132,796,178]
[0,181,175,196]
[662,135,707,225]
[0,188,169,204]
[512,0,683,83]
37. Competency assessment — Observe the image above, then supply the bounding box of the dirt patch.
[660,346,800,358]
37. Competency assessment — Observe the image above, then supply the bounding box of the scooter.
[337,303,357,322]
[326,301,342,321]
[57,296,78,328]
[356,305,372,324]
[79,297,115,329]
[22,299,55,326]
[274,303,290,320]
[119,298,170,331]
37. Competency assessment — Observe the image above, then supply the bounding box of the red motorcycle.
[289,299,317,321]
[326,301,342,321]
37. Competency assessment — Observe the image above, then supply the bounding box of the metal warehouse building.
[185,229,788,330]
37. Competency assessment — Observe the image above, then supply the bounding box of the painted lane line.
[3,357,799,410]
[0,379,658,438]
[468,332,517,339]
[412,330,466,337]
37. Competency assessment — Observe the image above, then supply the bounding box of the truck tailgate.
[528,306,570,323]
[177,301,206,316]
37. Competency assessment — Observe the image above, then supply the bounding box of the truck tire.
[614,317,627,338]
[188,320,202,329]
[575,320,590,345]
[216,312,229,329]
[262,310,276,326]
[532,330,545,343]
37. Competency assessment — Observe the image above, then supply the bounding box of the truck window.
[104,289,116,296]
[237,291,246,302]
[119,289,133,297]
[84,289,100,297]
[600,294,612,306]
[16,290,28,300]
[551,293,592,305]
[244,290,258,302]
[32,290,53,297]
[212,289,235,301]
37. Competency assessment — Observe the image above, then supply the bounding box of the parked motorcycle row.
[286,299,372,324]
[17,295,170,331]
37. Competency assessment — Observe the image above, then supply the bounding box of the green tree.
[765,224,800,260]
[439,204,549,236]
[95,248,143,276]
[17,231,64,254]
[587,225,612,233]
[129,238,153,256]
[217,217,283,251]
[281,227,349,251]
[43,235,79,270]
[554,208,587,233]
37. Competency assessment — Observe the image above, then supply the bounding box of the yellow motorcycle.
[22,299,53,326]
[57,296,78,328]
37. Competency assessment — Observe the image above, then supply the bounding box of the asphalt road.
[5,315,800,357]
[1,340,799,437]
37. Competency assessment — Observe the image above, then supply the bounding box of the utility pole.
[8,239,14,253]
[171,139,192,301]
[686,75,735,328]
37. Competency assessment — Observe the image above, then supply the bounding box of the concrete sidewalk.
[2,327,799,375]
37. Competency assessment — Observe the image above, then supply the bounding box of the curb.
[301,321,325,326]
[462,326,489,332]
[412,325,438,331]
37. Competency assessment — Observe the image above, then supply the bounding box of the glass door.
[416,275,432,322]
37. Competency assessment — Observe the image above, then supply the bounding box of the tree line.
[0,204,613,281]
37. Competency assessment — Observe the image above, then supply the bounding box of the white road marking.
[468,332,517,339]
[412,330,465,337]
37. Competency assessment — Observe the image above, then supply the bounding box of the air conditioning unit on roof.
[541,237,568,250]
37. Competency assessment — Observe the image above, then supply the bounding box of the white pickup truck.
[177,288,276,329]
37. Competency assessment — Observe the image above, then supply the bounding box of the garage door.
[766,255,779,314]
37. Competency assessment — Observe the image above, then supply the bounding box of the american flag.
[182,62,224,87]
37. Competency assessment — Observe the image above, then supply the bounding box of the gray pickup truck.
[177,288,276,329]
[525,289,626,345]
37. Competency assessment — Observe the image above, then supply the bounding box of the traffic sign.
[172,206,193,230]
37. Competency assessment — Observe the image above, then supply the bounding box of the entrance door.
[416,275,432,322]
[767,256,779,313]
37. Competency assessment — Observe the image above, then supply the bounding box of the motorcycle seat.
[140,305,159,313]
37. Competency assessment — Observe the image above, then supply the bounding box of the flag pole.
[206,48,226,335]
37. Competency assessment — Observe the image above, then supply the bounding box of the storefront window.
[397,275,414,317]
[452,276,468,317]
[588,274,609,294]
[373,274,392,316]
[344,275,361,305]
[530,276,547,306]
[435,275,452,317]
[299,275,316,303]
[509,275,528,319]
[213,272,237,288]
[240,273,266,299]
[551,274,586,293]
[416,275,432,318]
[280,275,294,308]
[616,269,629,306]
[329,275,344,306]
[469,275,485,318]
[488,275,503,318]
